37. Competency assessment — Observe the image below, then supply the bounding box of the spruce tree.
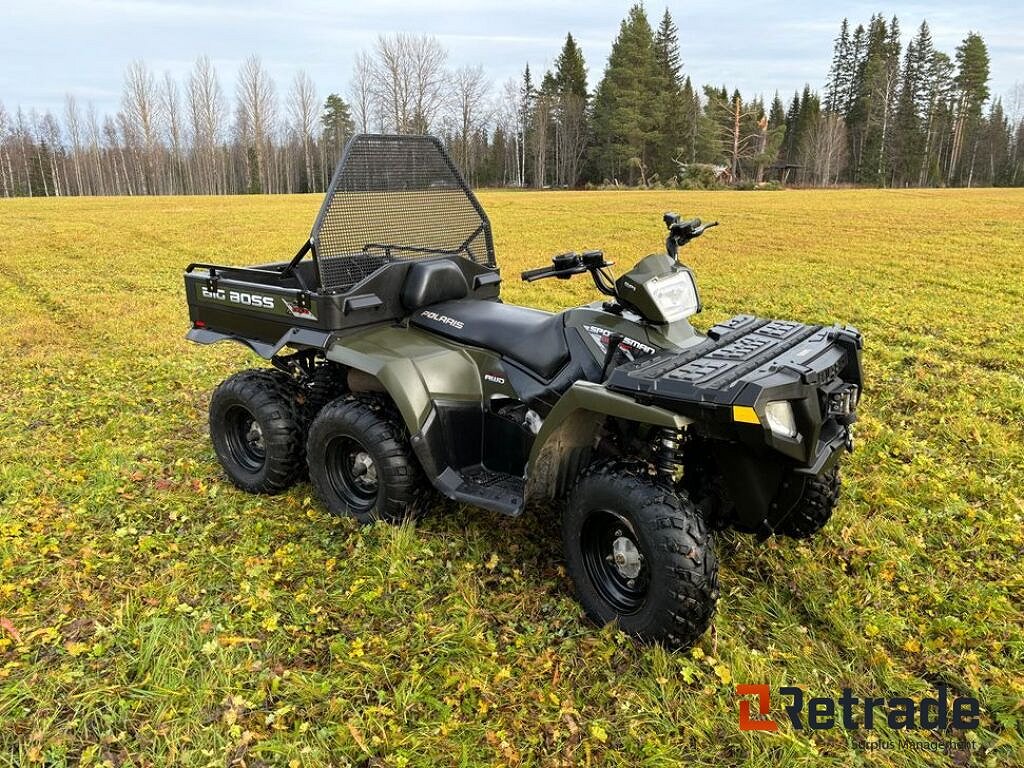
[653,8,687,178]
[554,33,588,98]
[552,33,589,186]
[825,19,852,113]
[588,4,662,184]
[891,40,924,185]
[768,93,786,131]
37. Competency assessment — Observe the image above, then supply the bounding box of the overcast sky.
[2,1,1022,118]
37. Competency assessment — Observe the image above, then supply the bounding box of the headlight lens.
[764,400,798,438]
[647,271,700,322]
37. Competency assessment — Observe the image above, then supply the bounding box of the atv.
[184,134,862,648]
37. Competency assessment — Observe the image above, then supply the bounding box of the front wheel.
[562,462,719,649]
[778,465,841,539]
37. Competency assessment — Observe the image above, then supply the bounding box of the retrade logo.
[737,684,778,731]
[736,684,980,732]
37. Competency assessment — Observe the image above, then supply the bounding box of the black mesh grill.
[310,134,496,292]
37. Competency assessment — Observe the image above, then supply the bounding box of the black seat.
[409,300,569,379]
[401,259,469,310]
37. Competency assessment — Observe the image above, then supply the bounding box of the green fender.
[323,325,482,434]
[525,380,692,499]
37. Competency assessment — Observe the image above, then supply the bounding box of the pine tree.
[949,32,990,185]
[518,64,534,185]
[847,14,901,184]
[321,94,354,166]
[782,90,801,163]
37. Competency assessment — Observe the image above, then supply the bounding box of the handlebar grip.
[521,266,554,281]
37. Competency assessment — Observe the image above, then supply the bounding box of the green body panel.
[564,303,702,353]
[325,324,485,432]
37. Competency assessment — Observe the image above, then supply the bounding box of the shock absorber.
[654,428,683,478]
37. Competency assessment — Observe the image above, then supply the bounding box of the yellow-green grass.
[0,189,1021,767]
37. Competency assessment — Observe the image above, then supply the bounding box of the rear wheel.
[563,461,719,649]
[307,397,425,524]
[209,369,306,493]
[778,466,841,539]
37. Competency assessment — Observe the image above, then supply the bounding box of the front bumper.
[606,314,863,532]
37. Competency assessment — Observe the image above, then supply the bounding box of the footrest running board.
[437,465,525,516]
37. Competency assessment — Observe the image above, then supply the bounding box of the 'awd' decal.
[584,325,656,360]
[420,310,464,329]
[484,373,506,385]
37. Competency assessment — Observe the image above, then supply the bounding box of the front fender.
[525,381,691,500]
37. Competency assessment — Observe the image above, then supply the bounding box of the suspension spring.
[654,428,683,477]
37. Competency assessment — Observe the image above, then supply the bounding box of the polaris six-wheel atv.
[184,134,862,649]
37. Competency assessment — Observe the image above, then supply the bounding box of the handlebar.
[664,212,718,260]
[520,250,613,283]
[521,264,566,282]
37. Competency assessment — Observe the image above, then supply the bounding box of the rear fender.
[324,326,482,435]
[525,381,692,500]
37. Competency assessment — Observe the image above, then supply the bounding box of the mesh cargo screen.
[311,134,495,292]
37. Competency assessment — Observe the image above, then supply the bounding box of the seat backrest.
[401,259,470,311]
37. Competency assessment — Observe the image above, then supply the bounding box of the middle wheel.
[306,397,425,524]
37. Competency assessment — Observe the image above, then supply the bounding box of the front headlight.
[764,400,798,439]
[647,271,700,322]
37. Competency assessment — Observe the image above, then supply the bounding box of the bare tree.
[161,72,185,193]
[449,65,491,184]
[103,114,128,195]
[15,108,34,196]
[350,51,376,133]
[555,92,587,187]
[122,60,163,193]
[40,112,65,196]
[288,70,319,193]
[0,100,11,197]
[187,56,226,194]
[803,112,848,185]
[497,77,524,186]
[86,102,106,195]
[235,55,278,193]
[367,33,450,134]
[64,95,85,195]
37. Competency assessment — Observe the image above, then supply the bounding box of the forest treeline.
[1,4,1021,197]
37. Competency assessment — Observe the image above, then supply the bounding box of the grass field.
[1,188,1022,767]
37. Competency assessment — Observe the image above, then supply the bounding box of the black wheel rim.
[580,509,650,615]
[224,404,266,473]
[324,435,379,513]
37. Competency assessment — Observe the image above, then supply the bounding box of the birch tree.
[122,60,163,193]
[235,55,278,193]
[187,56,226,194]
[288,70,318,192]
